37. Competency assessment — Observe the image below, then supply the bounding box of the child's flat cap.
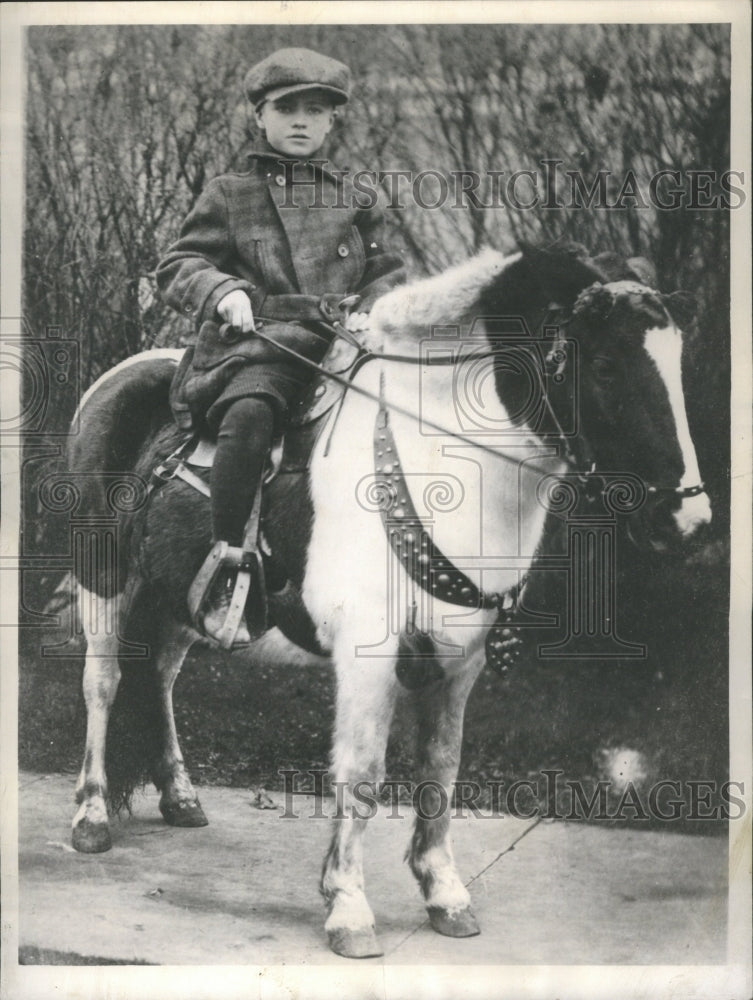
[245,48,351,107]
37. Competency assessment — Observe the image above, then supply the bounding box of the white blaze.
[643,325,711,535]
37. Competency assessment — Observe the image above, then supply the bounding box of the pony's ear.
[626,256,657,287]
[661,290,696,327]
[516,242,607,305]
[589,252,657,286]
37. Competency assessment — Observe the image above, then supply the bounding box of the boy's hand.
[217,290,255,333]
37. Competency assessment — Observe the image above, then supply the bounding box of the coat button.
[275,175,285,186]
[337,244,349,257]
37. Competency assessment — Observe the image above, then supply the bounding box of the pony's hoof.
[159,797,209,827]
[327,926,383,959]
[427,905,480,938]
[71,818,112,854]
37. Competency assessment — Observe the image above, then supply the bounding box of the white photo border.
[1,3,750,998]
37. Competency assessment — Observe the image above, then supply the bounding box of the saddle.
[161,332,362,652]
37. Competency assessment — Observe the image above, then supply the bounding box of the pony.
[65,244,710,958]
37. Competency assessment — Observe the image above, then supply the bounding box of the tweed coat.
[156,142,406,428]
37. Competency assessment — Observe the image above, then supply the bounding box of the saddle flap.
[289,338,359,427]
[183,435,284,483]
[184,437,216,468]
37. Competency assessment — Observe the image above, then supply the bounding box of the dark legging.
[211,396,274,547]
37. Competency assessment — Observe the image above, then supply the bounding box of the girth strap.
[149,438,210,497]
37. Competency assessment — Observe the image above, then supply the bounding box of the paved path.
[18,771,727,967]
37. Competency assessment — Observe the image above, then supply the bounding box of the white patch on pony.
[75,586,121,810]
[369,249,519,342]
[74,348,184,422]
[323,891,376,936]
[77,584,121,645]
[643,326,711,535]
[72,795,108,828]
[304,364,394,652]
[305,356,561,656]
[412,845,472,912]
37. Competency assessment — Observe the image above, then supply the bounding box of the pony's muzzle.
[628,488,711,553]
[672,490,712,537]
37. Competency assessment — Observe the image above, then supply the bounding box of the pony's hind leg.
[151,620,207,827]
[72,586,121,853]
[408,653,485,938]
[321,649,399,959]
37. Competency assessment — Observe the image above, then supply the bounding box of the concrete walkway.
[18,771,727,967]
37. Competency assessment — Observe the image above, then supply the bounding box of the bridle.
[538,354,705,505]
[535,289,706,505]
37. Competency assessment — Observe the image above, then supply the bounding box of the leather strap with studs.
[374,401,510,612]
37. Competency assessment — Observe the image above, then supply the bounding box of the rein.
[245,320,562,476]
[233,317,706,500]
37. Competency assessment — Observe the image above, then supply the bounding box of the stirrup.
[187,479,268,649]
[187,542,268,650]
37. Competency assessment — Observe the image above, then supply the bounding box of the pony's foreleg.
[408,652,485,938]
[151,621,207,827]
[321,649,399,959]
[72,587,121,853]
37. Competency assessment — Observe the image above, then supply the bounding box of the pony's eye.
[592,356,617,379]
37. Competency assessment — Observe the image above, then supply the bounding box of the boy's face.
[255,90,336,158]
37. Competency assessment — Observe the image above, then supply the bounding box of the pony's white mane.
[369,248,518,342]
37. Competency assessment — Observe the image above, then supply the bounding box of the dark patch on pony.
[478,242,608,327]
[104,588,165,815]
[125,439,316,622]
[261,473,314,592]
[395,630,443,690]
[68,358,178,596]
[478,244,607,432]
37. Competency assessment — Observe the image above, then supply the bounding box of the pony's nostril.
[673,493,712,536]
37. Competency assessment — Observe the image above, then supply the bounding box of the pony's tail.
[104,591,164,815]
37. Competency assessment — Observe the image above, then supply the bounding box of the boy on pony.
[157,47,405,646]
